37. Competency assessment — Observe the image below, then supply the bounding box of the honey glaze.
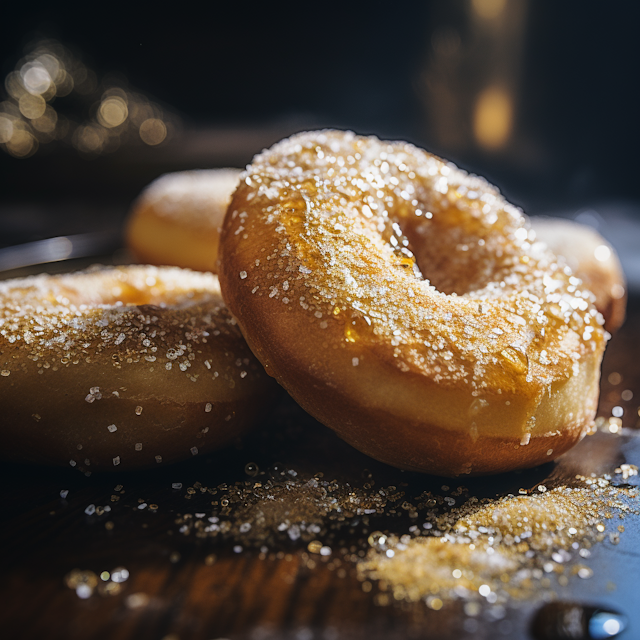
[229,131,604,392]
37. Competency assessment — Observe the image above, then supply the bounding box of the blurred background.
[1,0,639,286]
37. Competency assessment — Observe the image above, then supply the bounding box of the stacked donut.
[126,169,241,273]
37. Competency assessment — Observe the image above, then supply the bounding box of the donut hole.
[399,215,512,297]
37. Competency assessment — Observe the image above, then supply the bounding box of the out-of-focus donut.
[126,169,241,272]
[0,265,275,471]
[218,130,607,477]
[530,217,626,333]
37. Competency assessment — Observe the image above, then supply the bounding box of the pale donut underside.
[219,130,607,477]
[0,265,276,471]
[126,169,242,273]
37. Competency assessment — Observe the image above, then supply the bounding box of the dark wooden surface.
[1,299,640,640]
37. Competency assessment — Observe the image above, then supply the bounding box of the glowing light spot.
[22,65,52,95]
[139,118,167,145]
[18,93,47,120]
[31,107,58,133]
[98,97,128,128]
[74,124,107,153]
[602,618,621,636]
[6,128,37,158]
[0,116,13,143]
[473,86,513,149]
[594,244,611,262]
[471,0,507,20]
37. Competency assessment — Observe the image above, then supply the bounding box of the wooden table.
[2,299,639,640]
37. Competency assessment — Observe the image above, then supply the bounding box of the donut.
[218,130,607,477]
[0,265,275,471]
[126,169,241,272]
[530,217,626,333]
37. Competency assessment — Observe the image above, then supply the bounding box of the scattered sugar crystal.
[135,406,143,415]
[113,456,120,466]
[155,455,162,463]
[135,442,142,451]
[205,403,212,412]
[191,446,199,456]
[107,424,117,433]
[60,490,68,498]
[84,504,96,515]
[239,271,247,279]
[578,567,593,579]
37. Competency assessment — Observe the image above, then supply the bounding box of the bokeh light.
[18,93,46,119]
[471,0,507,21]
[0,115,14,144]
[139,118,167,145]
[473,85,513,149]
[0,39,180,159]
[98,96,128,128]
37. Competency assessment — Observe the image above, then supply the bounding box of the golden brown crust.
[0,265,277,471]
[218,130,606,476]
[126,169,241,273]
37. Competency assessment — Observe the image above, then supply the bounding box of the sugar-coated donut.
[530,217,626,333]
[219,130,607,477]
[126,169,241,272]
[0,265,275,471]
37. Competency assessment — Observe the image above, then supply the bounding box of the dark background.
[2,7,640,639]
[1,0,639,248]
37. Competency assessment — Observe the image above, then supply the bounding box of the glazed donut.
[126,169,241,272]
[218,130,607,477]
[530,217,626,333]
[0,265,275,471]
